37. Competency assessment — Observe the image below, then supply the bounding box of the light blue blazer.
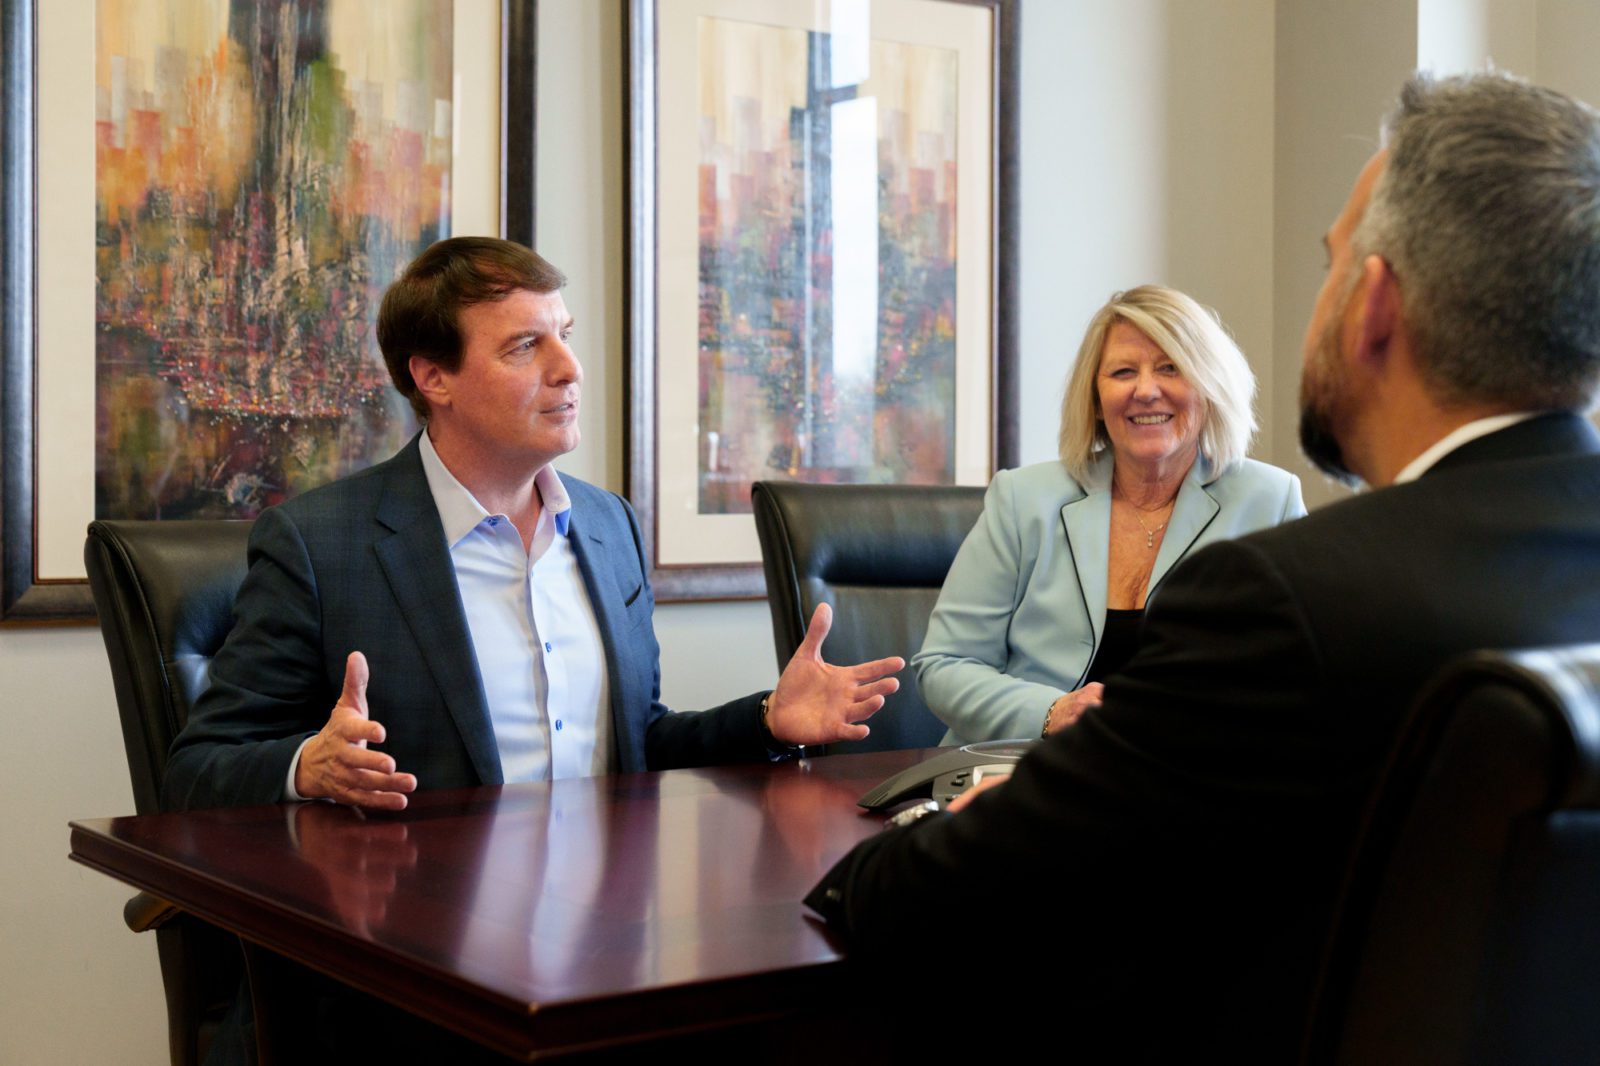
[913,452,1306,744]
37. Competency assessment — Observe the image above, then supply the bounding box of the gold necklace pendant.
[1112,483,1176,550]
[1131,508,1167,549]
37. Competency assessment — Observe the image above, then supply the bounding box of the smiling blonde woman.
[914,285,1306,744]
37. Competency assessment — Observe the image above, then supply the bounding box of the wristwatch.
[760,692,805,761]
[884,799,941,829]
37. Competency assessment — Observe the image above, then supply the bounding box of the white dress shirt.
[282,437,613,799]
[418,432,611,782]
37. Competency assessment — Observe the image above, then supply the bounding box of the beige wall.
[1016,1,1275,465]
[1269,0,1417,509]
[8,3,1600,1063]
[0,628,167,1065]
[1536,0,1600,105]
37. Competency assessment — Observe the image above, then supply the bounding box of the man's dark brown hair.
[377,237,567,419]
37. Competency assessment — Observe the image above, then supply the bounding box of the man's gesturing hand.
[294,652,417,810]
[765,603,904,746]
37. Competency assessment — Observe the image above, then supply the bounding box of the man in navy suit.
[164,237,902,812]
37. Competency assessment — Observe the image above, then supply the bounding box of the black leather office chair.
[85,519,254,1066]
[1302,645,1600,1065]
[751,480,984,754]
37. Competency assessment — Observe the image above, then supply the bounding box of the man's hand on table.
[765,603,904,746]
[294,651,418,810]
[945,772,1009,813]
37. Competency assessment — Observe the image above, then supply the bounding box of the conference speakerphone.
[856,740,1036,811]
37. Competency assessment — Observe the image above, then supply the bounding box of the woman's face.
[1095,322,1205,477]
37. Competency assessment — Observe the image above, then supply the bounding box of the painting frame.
[625,0,1018,602]
[0,0,539,624]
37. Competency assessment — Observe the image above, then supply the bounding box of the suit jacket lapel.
[1150,464,1221,593]
[1062,452,1222,627]
[564,503,646,773]
[1061,459,1110,651]
[373,439,504,786]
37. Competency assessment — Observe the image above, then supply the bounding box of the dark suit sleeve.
[644,688,769,769]
[807,536,1339,966]
[604,493,769,770]
[162,506,335,811]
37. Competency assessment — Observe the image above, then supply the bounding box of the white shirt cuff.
[283,735,315,802]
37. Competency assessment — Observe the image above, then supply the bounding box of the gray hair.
[1058,285,1258,482]
[1355,72,1600,411]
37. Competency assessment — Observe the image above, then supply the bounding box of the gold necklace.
[1114,482,1178,550]
[1130,507,1167,549]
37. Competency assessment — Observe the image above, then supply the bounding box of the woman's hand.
[1045,683,1105,735]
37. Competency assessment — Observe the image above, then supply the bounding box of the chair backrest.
[85,520,254,815]
[1303,645,1600,1066]
[751,480,984,754]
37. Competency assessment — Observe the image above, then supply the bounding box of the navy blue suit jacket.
[808,413,1600,1061]
[163,436,766,811]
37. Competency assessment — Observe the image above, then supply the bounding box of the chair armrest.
[123,890,180,933]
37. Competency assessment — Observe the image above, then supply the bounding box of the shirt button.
[554,719,564,731]
[487,516,500,526]
[544,641,552,653]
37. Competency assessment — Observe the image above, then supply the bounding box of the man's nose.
[547,338,582,386]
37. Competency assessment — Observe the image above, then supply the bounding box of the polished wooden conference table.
[69,748,932,1061]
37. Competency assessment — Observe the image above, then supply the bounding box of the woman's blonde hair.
[1057,285,1258,482]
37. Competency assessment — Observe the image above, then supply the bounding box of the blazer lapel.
[1061,462,1110,652]
[1150,464,1221,593]
[564,506,646,773]
[373,442,504,786]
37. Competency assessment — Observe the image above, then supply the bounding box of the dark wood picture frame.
[0,0,539,624]
[624,0,1019,602]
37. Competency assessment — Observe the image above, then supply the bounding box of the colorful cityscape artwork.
[94,0,451,520]
[696,16,959,515]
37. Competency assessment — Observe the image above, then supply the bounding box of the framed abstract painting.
[1,0,538,622]
[626,0,1018,601]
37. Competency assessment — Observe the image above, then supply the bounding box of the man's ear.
[409,355,450,412]
[1352,253,1400,370]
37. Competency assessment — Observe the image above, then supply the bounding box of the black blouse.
[1085,608,1145,685]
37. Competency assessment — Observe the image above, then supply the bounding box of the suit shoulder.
[557,472,640,539]
[990,460,1085,505]
[1218,479,1391,573]
[1213,457,1298,496]
[557,471,629,513]
[270,442,410,528]
[1231,457,1297,487]
[978,463,1088,542]
[1205,458,1304,522]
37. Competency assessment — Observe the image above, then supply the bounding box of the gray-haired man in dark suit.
[809,72,1600,1062]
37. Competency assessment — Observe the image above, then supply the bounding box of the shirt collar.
[1391,412,1541,485]
[417,431,572,545]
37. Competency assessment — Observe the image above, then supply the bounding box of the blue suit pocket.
[621,584,653,631]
